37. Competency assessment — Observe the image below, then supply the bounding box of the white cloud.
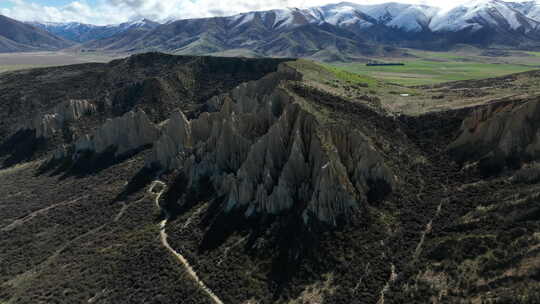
[1,0,536,25]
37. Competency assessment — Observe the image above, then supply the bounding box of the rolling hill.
[71,0,540,58]
[0,15,72,52]
[30,19,160,43]
[8,1,540,57]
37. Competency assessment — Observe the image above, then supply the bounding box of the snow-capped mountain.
[310,2,439,32]
[430,0,540,32]
[25,0,540,58]
[30,19,160,43]
[223,1,540,35]
[30,22,98,43]
[227,2,440,33]
[0,15,73,52]
[507,1,540,20]
[111,19,160,32]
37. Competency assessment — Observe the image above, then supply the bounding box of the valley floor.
[0,52,121,74]
[332,48,540,86]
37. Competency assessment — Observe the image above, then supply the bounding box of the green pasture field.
[332,49,540,86]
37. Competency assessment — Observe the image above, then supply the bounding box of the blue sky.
[1,0,85,8]
[1,0,536,25]
[0,1,13,8]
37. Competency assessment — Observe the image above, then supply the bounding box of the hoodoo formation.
[45,64,395,224]
[74,109,160,156]
[24,99,96,139]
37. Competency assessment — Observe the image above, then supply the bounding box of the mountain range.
[0,15,73,52]
[2,0,540,57]
[29,19,160,43]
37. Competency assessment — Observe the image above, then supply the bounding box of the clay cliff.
[23,99,96,138]
[143,67,395,224]
[74,109,160,156]
[45,65,394,224]
[448,99,540,169]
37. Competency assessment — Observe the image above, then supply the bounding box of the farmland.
[332,49,540,86]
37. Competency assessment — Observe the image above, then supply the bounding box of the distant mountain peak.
[30,18,160,43]
[13,0,540,56]
[123,18,159,26]
[430,0,540,32]
[0,14,73,52]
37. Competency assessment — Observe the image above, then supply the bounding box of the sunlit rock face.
[147,110,192,170]
[47,64,394,224]
[146,66,395,224]
[449,99,540,168]
[74,109,160,156]
[25,99,96,138]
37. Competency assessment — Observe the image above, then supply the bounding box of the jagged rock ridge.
[144,65,395,224]
[24,99,96,138]
[49,63,395,224]
[74,109,160,156]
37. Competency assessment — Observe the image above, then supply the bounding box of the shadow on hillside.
[36,145,151,180]
[113,166,158,203]
[0,130,46,169]
[156,170,327,293]
[193,195,325,297]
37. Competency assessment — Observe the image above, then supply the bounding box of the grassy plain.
[331,49,540,86]
[0,52,120,73]
[291,57,540,116]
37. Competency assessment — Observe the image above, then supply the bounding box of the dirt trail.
[377,263,397,304]
[181,203,207,230]
[217,236,248,266]
[149,180,225,304]
[1,195,88,232]
[414,201,444,260]
[3,199,129,288]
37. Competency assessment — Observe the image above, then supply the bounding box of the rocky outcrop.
[38,64,394,224]
[448,99,540,167]
[75,109,159,156]
[145,68,395,224]
[146,67,298,170]
[219,105,395,224]
[25,99,96,138]
[40,65,394,224]
[147,110,192,170]
[43,65,393,224]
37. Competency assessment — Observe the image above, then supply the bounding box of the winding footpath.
[148,181,225,304]
[413,201,444,260]
[377,263,396,304]
[1,196,88,232]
